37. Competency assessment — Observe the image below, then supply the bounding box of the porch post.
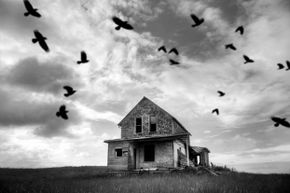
[186,136,189,166]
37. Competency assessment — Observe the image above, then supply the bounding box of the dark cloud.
[6,57,78,94]
[0,0,54,39]
[0,88,82,138]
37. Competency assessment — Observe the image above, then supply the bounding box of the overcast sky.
[1,0,290,173]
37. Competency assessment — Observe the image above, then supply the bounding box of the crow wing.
[169,48,179,55]
[24,0,34,12]
[190,14,200,23]
[158,46,167,53]
[112,16,123,26]
[81,51,87,61]
[169,59,180,65]
[39,39,49,52]
[277,63,284,69]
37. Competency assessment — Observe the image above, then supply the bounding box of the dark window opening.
[136,117,142,133]
[150,116,157,132]
[144,145,155,161]
[115,148,122,157]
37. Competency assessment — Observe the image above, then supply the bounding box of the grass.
[0,166,289,193]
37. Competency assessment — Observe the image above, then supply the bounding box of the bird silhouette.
[217,91,225,97]
[286,60,290,71]
[225,43,236,51]
[23,0,41,18]
[169,48,179,55]
[32,30,49,52]
[112,16,134,30]
[277,63,284,70]
[56,105,69,120]
[235,25,244,35]
[243,55,254,64]
[169,59,180,65]
[212,108,219,115]
[190,14,204,27]
[77,51,89,64]
[63,86,76,97]
[158,46,167,53]
[271,116,290,128]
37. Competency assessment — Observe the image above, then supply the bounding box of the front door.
[133,148,137,169]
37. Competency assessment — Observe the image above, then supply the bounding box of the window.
[115,148,122,157]
[150,116,157,132]
[144,144,155,161]
[136,117,142,133]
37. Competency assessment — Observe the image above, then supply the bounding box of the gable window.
[144,144,155,161]
[115,148,122,157]
[136,117,142,133]
[150,116,157,132]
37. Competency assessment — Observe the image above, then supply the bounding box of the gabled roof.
[117,96,191,135]
[190,146,210,154]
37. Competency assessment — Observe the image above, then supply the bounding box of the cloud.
[6,57,79,94]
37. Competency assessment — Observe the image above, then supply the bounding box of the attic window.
[144,144,155,162]
[136,117,142,133]
[150,116,157,132]
[115,148,122,157]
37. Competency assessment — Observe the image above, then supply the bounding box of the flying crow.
[190,14,204,27]
[271,116,290,128]
[112,16,134,30]
[243,55,254,64]
[23,0,41,17]
[169,48,179,55]
[235,25,244,35]
[63,86,76,97]
[77,51,89,64]
[56,105,69,120]
[32,30,49,52]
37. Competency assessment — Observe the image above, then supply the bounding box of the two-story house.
[104,96,210,170]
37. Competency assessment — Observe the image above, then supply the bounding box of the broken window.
[150,116,157,132]
[144,144,155,161]
[115,148,122,157]
[136,117,142,133]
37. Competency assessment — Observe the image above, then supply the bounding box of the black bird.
[190,14,204,27]
[243,55,254,64]
[286,60,290,71]
[77,51,89,64]
[56,105,69,120]
[271,116,290,128]
[225,43,236,51]
[277,63,284,70]
[217,91,225,97]
[63,86,76,97]
[158,46,167,53]
[212,108,219,115]
[32,30,49,52]
[112,16,134,30]
[169,48,179,55]
[23,0,41,18]
[235,25,244,35]
[169,59,180,65]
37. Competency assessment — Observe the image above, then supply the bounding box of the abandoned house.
[104,96,210,170]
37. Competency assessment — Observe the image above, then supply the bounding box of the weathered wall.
[173,140,186,167]
[120,98,186,138]
[107,141,129,170]
[136,141,174,169]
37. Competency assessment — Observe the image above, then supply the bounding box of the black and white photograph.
[0,0,290,192]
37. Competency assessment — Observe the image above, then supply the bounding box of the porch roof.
[190,146,210,154]
[104,133,189,143]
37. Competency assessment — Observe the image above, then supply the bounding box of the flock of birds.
[23,0,290,128]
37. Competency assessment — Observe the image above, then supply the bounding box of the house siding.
[107,141,129,170]
[137,141,174,169]
[120,98,185,138]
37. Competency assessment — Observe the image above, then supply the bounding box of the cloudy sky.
[1,0,290,173]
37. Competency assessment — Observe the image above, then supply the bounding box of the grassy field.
[0,166,289,193]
